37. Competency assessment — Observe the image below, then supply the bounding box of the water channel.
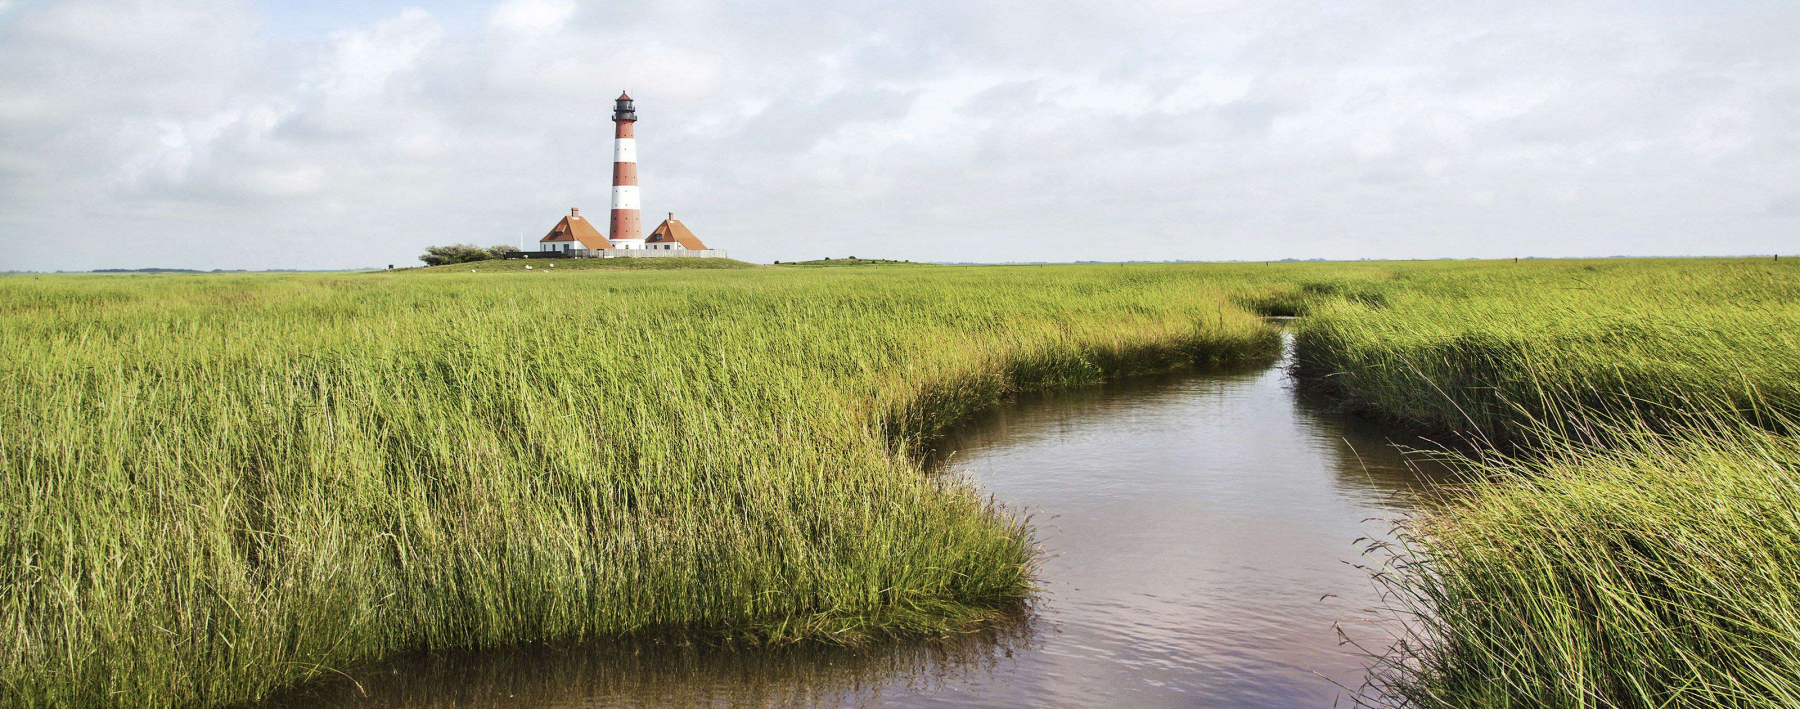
[266,337,1450,708]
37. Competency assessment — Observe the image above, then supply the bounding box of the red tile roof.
[644,215,708,249]
[538,209,612,249]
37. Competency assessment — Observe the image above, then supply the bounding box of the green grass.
[0,264,1279,707]
[405,256,757,274]
[11,257,1799,708]
[1272,258,1800,708]
[1374,416,1800,708]
[1289,258,1800,442]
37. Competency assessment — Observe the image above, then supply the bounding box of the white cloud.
[489,0,576,34]
[1,0,1798,270]
[322,9,443,106]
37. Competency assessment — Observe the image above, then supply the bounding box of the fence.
[506,249,729,260]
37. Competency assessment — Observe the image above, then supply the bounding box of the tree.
[420,244,515,266]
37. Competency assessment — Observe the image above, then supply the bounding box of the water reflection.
[914,350,1449,707]
[258,342,1449,708]
[257,620,1035,708]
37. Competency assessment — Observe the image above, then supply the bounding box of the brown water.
[265,341,1449,708]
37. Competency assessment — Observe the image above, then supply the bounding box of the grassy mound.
[777,258,921,267]
[402,257,757,273]
[0,264,1279,706]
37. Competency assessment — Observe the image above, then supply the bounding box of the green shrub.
[419,244,515,266]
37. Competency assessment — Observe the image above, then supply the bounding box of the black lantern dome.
[613,92,636,122]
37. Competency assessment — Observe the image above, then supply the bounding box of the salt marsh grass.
[1292,258,1800,441]
[1279,258,1800,707]
[0,264,1277,706]
[1374,417,1800,708]
[9,258,1796,708]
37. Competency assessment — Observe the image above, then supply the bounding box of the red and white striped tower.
[608,92,645,248]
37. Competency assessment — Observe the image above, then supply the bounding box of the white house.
[537,209,716,256]
[642,213,709,251]
[537,208,611,253]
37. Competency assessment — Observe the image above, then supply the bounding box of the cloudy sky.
[1,0,1796,270]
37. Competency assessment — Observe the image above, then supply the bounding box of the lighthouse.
[520,91,724,259]
[608,91,645,248]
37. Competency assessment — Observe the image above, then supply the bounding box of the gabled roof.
[539,209,612,249]
[644,215,708,249]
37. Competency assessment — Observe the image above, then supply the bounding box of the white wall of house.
[597,249,727,258]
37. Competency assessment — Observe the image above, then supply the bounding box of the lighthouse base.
[520,249,730,260]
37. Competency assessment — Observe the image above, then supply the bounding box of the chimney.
[571,207,580,218]
[668,212,674,221]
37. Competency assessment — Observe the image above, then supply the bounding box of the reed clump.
[1375,417,1800,708]
[1292,258,1800,441]
[1279,258,1800,707]
[0,264,1277,707]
